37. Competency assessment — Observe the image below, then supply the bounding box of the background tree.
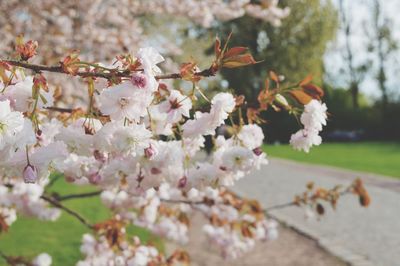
[202,0,337,142]
[213,0,338,104]
[337,0,372,109]
[366,0,398,112]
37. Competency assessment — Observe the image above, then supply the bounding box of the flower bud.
[89,172,101,184]
[23,164,37,183]
[253,147,263,156]
[144,144,157,159]
[16,38,38,61]
[178,176,187,188]
[275,93,289,108]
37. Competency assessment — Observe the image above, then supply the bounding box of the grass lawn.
[263,142,400,178]
[0,176,162,265]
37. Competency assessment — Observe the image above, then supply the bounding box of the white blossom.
[237,124,264,150]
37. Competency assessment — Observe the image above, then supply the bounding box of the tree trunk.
[350,82,359,109]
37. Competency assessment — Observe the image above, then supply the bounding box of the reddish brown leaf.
[299,74,313,86]
[246,108,265,124]
[180,62,201,82]
[60,50,81,75]
[302,84,324,99]
[359,193,371,207]
[264,78,270,92]
[241,223,253,238]
[269,71,279,83]
[33,73,48,92]
[352,178,371,207]
[15,36,38,61]
[223,47,248,59]
[222,54,257,68]
[289,90,313,105]
[257,88,271,110]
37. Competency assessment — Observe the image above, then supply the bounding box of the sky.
[324,0,400,100]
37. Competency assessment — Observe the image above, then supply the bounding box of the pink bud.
[178,176,187,188]
[131,73,147,88]
[23,164,37,184]
[253,147,263,156]
[89,172,101,184]
[144,144,157,159]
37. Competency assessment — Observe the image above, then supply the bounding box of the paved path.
[233,158,400,266]
[167,213,345,266]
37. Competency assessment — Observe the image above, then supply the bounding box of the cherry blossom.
[290,100,328,152]
[0,100,24,149]
[156,89,192,124]
[0,25,370,265]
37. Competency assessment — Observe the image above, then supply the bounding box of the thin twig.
[45,106,75,113]
[56,191,102,201]
[40,195,93,229]
[1,59,215,80]
[263,189,352,212]
[161,199,204,205]
[264,201,296,211]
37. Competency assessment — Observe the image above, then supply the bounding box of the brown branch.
[264,189,352,212]
[1,59,216,80]
[55,191,102,201]
[45,106,75,113]
[161,199,204,205]
[40,195,94,229]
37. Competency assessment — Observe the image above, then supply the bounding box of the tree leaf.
[222,54,257,68]
[269,71,279,83]
[299,74,313,86]
[302,84,324,99]
[223,47,248,59]
[289,89,313,105]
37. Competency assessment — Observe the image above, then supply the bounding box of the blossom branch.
[1,59,216,80]
[55,191,102,201]
[40,195,94,229]
[45,106,75,113]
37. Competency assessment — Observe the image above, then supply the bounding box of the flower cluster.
[77,233,163,266]
[0,44,277,263]
[290,100,328,152]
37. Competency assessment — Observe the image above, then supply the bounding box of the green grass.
[0,176,162,265]
[263,142,400,178]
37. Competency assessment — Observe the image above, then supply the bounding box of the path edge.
[268,211,376,266]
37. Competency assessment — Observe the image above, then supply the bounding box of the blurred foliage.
[213,0,338,104]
